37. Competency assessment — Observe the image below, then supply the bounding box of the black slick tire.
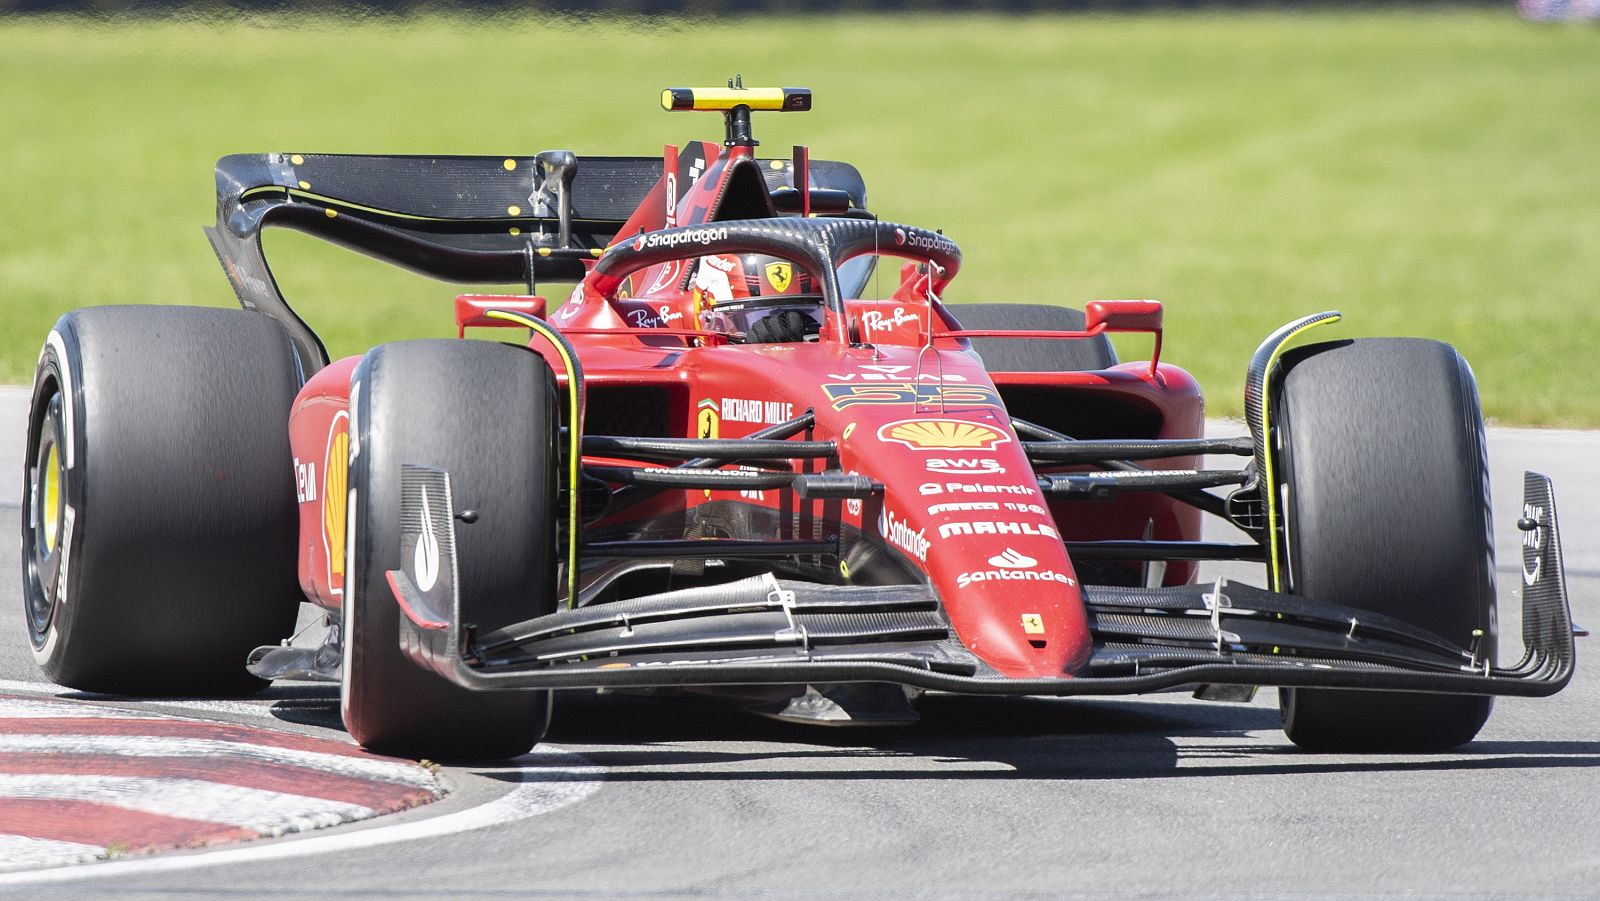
[1275,338,1496,752]
[342,339,557,761]
[22,306,302,695]
[946,303,1116,372]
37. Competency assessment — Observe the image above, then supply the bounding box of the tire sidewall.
[23,336,82,672]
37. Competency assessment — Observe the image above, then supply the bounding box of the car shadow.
[515,690,1600,783]
[58,681,1597,782]
[45,683,348,730]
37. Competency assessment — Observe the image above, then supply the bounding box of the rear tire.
[22,306,302,695]
[1275,338,1495,752]
[946,303,1116,372]
[342,339,557,760]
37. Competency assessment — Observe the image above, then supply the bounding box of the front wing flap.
[387,466,1574,698]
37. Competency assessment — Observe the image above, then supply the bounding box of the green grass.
[3,10,1598,424]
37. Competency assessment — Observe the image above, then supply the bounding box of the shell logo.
[876,419,1010,451]
[323,414,349,592]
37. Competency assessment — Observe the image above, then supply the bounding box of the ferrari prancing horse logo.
[696,398,720,440]
[764,261,792,293]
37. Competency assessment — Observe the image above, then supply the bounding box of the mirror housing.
[1085,299,1163,334]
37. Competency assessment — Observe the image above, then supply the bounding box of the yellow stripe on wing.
[483,310,584,609]
[1259,313,1343,591]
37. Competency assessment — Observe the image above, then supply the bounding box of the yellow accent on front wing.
[483,310,583,608]
[1260,314,1343,591]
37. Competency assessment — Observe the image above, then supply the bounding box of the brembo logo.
[632,226,729,253]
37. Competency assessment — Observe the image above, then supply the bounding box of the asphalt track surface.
[0,385,1595,899]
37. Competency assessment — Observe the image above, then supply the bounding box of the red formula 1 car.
[21,85,1576,760]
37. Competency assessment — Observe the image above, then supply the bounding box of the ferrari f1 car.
[22,84,1576,760]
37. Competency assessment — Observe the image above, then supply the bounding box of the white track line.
[0,698,171,719]
[0,837,103,872]
[0,679,328,721]
[0,679,83,695]
[0,746,603,885]
[0,775,372,834]
[0,735,436,788]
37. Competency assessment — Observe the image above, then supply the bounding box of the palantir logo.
[987,548,1036,569]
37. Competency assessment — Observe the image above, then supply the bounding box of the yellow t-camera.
[661,87,812,113]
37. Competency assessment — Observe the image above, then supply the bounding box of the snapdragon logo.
[633,226,730,253]
[892,227,956,255]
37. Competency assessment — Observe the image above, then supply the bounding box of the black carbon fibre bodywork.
[203,150,867,375]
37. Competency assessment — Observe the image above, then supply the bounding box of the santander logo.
[987,548,1036,569]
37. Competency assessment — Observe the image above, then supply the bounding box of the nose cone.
[896,477,1093,678]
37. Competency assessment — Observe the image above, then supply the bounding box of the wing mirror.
[1085,300,1163,334]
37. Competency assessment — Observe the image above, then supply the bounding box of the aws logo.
[926,457,1005,475]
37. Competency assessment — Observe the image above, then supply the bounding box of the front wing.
[387,467,1574,699]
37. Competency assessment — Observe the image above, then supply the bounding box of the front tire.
[342,339,558,760]
[22,306,302,694]
[1275,338,1496,752]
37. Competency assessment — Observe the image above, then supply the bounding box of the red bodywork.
[288,139,1204,682]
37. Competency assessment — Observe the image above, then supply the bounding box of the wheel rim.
[40,441,60,554]
[24,391,66,645]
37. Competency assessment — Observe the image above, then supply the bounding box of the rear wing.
[204,148,867,375]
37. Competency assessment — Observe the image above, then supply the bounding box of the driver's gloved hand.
[748,310,820,344]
